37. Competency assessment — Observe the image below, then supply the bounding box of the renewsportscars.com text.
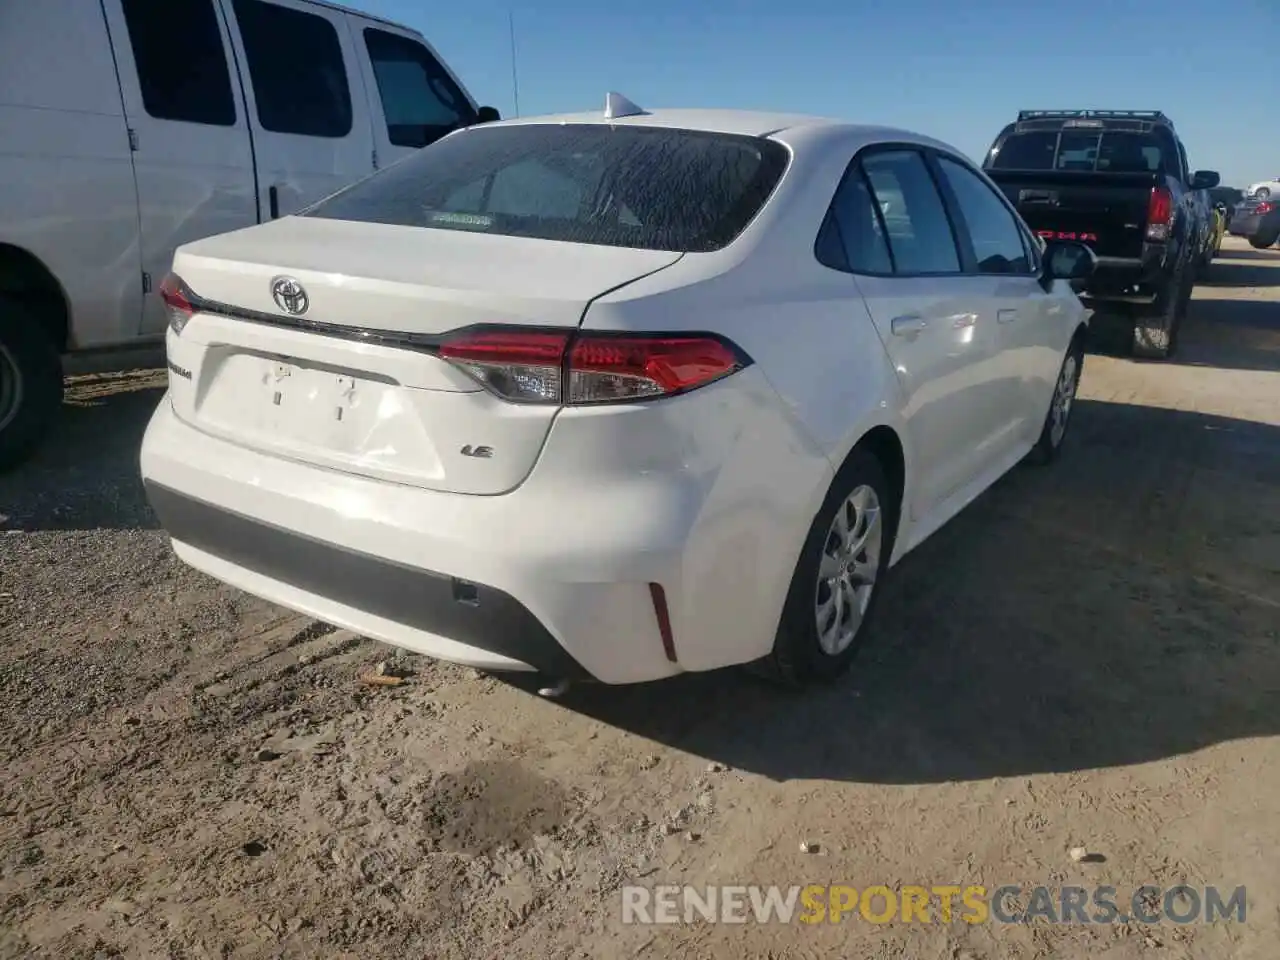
[621,884,1247,925]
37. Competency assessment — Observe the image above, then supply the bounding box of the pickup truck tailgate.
[987,170,1158,259]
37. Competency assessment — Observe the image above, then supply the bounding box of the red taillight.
[1146,187,1174,241]
[436,327,748,405]
[1257,202,1275,215]
[568,335,744,403]
[159,273,195,335]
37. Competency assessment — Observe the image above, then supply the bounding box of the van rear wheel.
[0,296,63,471]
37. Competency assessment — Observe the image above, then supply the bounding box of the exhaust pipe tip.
[537,678,572,699]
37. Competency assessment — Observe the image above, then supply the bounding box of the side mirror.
[475,105,501,124]
[1191,170,1220,190]
[1042,240,1096,286]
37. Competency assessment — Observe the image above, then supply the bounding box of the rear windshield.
[304,123,790,252]
[987,130,1169,174]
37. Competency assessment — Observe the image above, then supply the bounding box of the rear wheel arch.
[0,243,71,353]
[832,424,907,548]
[754,425,906,685]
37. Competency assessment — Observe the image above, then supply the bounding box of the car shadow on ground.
[0,370,164,532]
[1175,297,1280,372]
[1083,293,1279,372]
[1218,245,1277,261]
[1199,260,1280,288]
[530,399,1280,784]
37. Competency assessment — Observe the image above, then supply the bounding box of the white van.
[0,0,498,468]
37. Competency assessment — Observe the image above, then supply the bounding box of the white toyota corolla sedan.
[140,95,1095,687]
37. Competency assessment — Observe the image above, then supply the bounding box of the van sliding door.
[101,0,258,335]
[217,0,376,221]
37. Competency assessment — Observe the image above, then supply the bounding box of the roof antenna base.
[604,91,647,120]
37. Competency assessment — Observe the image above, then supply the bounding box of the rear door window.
[363,28,475,148]
[859,150,962,274]
[119,0,235,125]
[304,123,789,252]
[231,0,352,138]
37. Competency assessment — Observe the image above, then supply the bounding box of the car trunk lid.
[164,217,682,495]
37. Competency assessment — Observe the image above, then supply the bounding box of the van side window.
[364,29,476,149]
[231,0,353,138]
[119,0,236,126]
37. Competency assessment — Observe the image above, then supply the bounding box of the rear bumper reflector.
[649,583,678,663]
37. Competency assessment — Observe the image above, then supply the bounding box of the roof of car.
[491,107,931,143]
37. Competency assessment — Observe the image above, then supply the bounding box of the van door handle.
[890,315,927,336]
[269,184,280,220]
[997,308,1019,324]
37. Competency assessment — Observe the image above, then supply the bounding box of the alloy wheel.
[1049,352,1078,448]
[814,484,882,656]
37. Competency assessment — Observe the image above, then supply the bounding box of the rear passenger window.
[816,170,893,274]
[936,157,1033,274]
[861,151,961,274]
[120,0,236,126]
[364,29,475,148]
[232,0,352,138]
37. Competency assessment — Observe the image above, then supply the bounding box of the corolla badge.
[271,276,309,316]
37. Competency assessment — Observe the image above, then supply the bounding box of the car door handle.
[891,315,928,336]
[997,308,1019,324]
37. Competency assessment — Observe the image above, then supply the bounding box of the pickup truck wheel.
[1249,232,1279,250]
[0,297,64,471]
[1132,263,1191,360]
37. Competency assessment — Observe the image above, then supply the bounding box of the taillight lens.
[438,329,567,403]
[159,273,195,335]
[437,327,749,405]
[1257,202,1275,215]
[1146,187,1174,241]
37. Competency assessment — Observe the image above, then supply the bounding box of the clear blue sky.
[360,0,1277,189]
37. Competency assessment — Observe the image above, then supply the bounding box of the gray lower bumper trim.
[143,482,593,680]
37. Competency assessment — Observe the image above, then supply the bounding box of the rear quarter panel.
[582,127,915,664]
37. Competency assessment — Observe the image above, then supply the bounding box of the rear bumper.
[139,370,826,685]
[1079,254,1166,305]
[139,400,686,683]
[1229,215,1261,236]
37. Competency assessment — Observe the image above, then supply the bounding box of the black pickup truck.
[982,110,1219,359]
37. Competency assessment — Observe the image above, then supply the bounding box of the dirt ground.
[2,237,1278,960]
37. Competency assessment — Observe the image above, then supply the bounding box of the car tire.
[754,447,898,687]
[1256,187,1271,200]
[1132,260,1191,360]
[1024,335,1084,467]
[1249,232,1279,250]
[0,296,64,472]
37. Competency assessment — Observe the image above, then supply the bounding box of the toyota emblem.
[270,276,309,316]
